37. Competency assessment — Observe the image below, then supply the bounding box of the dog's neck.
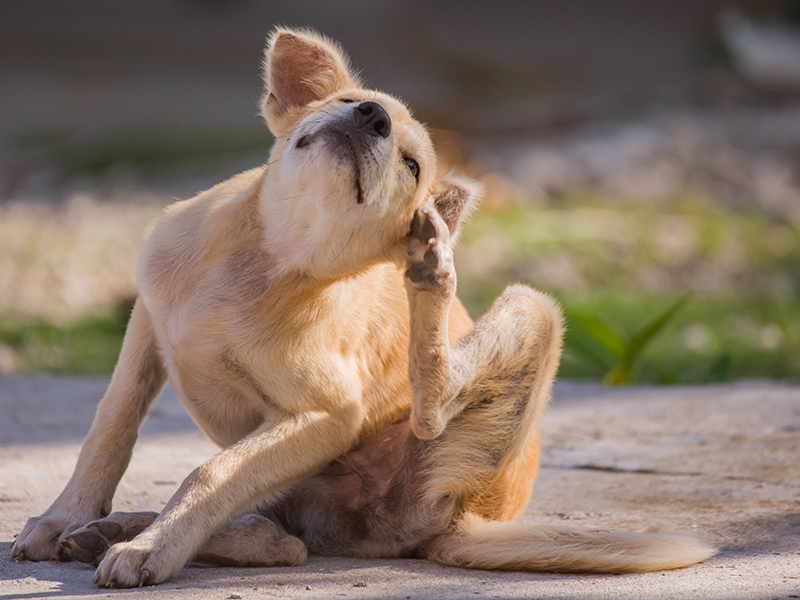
[258,175,405,282]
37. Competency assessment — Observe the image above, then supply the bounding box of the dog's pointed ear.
[261,28,360,135]
[433,174,483,242]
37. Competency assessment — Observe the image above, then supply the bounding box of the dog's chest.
[152,275,408,446]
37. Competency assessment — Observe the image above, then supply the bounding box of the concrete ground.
[0,375,798,599]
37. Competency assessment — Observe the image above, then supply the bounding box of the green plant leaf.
[564,328,619,370]
[566,311,627,360]
[620,295,691,379]
[656,367,679,385]
[603,365,630,386]
[708,353,732,382]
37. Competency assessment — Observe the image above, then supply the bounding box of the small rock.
[353,581,367,587]
[227,595,242,599]
[306,586,312,591]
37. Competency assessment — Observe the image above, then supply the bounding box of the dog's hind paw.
[405,207,454,290]
[61,512,158,566]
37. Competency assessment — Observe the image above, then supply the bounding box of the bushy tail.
[427,513,717,574]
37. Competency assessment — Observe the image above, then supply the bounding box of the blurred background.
[1,0,798,384]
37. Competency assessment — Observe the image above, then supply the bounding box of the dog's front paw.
[62,511,159,566]
[12,512,93,562]
[93,537,175,588]
[405,207,454,290]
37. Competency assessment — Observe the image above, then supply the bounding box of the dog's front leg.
[92,402,363,587]
[12,298,167,561]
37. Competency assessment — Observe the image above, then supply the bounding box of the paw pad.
[406,208,453,288]
[61,512,157,566]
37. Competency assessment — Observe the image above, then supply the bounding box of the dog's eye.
[404,157,420,180]
[340,98,356,104]
[296,134,311,149]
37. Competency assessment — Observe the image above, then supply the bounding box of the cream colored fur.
[12,28,716,587]
[429,513,716,574]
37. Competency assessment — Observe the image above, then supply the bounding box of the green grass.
[1,292,796,383]
[567,295,691,385]
[559,292,799,384]
[452,194,799,384]
[456,199,800,294]
[457,283,799,384]
[0,308,129,376]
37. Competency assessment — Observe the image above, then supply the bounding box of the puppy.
[12,28,716,586]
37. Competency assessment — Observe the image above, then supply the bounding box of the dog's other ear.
[261,28,360,135]
[433,174,483,242]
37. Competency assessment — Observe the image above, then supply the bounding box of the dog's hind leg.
[405,206,563,521]
[64,512,306,568]
[195,514,307,567]
[12,297,167,562]
[61,512,159,565]
[404,209,715,572]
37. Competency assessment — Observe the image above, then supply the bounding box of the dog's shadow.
[0,541,589,598]
[4,510,797,598]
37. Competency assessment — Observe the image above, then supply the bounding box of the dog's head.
[260,28,480,278]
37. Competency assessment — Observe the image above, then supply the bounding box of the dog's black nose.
[355,101,391,138]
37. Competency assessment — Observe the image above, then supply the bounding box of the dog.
[12,28,716,587]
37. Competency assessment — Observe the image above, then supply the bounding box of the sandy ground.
[1,376,799,599]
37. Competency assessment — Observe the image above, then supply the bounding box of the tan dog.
[12,28,716,587]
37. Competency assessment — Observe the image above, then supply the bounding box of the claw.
[55,543,71,562]
[139,567,155,587]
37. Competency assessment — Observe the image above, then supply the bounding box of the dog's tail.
[426,513,716,574]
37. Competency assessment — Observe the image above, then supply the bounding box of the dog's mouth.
[323,129,365,205]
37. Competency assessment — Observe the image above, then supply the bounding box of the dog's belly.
[268,419,454,558]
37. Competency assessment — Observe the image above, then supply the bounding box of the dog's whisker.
[279,193,312,202]
[330,228,356,264]
[239,168,264,192]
